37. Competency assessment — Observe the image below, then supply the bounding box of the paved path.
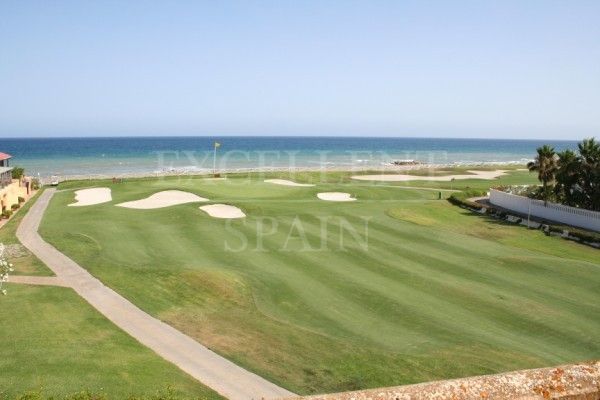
[16,188,294,400]
[9,275,69,287]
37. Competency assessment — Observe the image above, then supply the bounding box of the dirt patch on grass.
[387,208,436,226]
[2,243,31,258]
[178,270,247,306]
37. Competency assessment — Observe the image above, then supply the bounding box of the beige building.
[0,152,29,213]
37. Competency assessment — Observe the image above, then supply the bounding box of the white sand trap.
[317,192,357,202]
[68,188,112,206]
[117,190,208,209]
[351,170,507,182]
[199,204,246,219]
[264,179,315,187]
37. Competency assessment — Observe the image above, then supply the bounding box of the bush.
[569,229,600,243]
[548,225,563,234]
[447,195,482,209]
[11,203,19,210]
[547,224,600,243]
[447,189,487,210]
[18,196,25,203]
[2,209,12,219]
[31,178,41,190]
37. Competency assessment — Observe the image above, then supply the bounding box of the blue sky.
[1,1,599,139]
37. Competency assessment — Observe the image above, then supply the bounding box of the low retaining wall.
[294,361,600,400]
[489,189,600,232]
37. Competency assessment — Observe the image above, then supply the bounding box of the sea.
[0,136,580,178]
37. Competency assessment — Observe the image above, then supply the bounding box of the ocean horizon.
[0,136,580,178]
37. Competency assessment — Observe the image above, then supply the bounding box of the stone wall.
[292,361,600,400]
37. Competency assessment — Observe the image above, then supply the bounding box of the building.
[0,152,12,188]
[0,152,29,214]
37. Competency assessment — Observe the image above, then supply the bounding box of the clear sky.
[1,1,599,139]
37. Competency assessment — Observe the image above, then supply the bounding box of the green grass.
[0,189,221,398]
[39,171,600,394]
[0,284,221,399]
[0,190,53,276]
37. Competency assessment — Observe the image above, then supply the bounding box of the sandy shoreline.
[41,162,526,184]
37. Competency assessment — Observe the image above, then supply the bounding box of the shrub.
[548,225,563,234]
[569,229,600,243]
[31,178,41,190]
[447,189,487,210]
[11,203,19,210]
[547,224,600,243]
[2,209,12,219]
[18,196,25,203]
[448,195,484,210]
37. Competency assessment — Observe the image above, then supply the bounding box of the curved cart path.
[16,188,294,400]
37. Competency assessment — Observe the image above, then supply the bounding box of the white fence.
[489,189,600,232]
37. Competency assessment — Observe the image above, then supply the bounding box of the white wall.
[489,189,600,232]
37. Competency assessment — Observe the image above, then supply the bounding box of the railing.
[489,189,600,232]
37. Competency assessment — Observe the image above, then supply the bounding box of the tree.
[577,138,600,211]
[533,137,600,211]
[527,145,557,206]
[11,167,25,180]
[554,149,580,207]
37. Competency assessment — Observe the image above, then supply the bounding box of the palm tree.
[577,138,600,210]
[554,149,580,206]
[527,145,557,206]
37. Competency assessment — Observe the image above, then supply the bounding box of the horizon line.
[0,135,585,142]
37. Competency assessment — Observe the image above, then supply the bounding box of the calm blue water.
[0,136,579,177]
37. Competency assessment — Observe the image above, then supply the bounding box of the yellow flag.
[214,142,221,148]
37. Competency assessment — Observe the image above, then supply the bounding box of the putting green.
[39,171,600,394]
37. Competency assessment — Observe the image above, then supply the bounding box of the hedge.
[546,224,600,243]
[447,189,487,210]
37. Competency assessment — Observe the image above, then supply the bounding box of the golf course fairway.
[39,171,600,394]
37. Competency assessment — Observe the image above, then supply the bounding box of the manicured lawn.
[0,189,53,276]
[40,171,600,394]
[0,284,221,399]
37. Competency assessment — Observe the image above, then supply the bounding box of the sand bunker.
[264,179,315,187]
[351,170,507,182]
[69,188,112,206]
[199,204,246,219]
[317,192,357,202]
[117,190,208,209]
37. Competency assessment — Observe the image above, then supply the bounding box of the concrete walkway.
[9,275,69,287]
[16,188,294,400]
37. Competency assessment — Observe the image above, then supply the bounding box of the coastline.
[3,136,564,182]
